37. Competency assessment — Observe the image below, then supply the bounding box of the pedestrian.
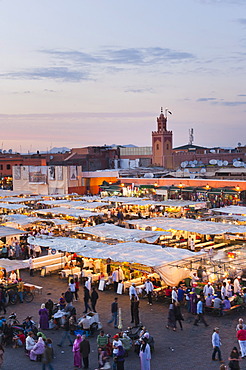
[236,324,246,358]
[228,347,240,369]
[0,344,4,368]
[139,337,151,370]
[72,334,83,369]
[45,299,54,321]
[69,279,76,300]
[174,301,184,330]
[29,255,34,277]
[112,269,119,292]
[91,286,99,312]
[212,327,222,362]
[133,296,140,327]
[57,315,73,347]
[115,344,125,370]
[112,335,123,370]
[83,286,92,313]
[65,288,73,304]
[0,289,6,315]
[39,303,49,330]
[79,335,90,369]
[144,279,154,305]
[108,297,118,328]
[236,318,246,331]
[96,347,109,369]
[74,277,80,301]
[166,303,176,331]
[194,298,209,327]
[42,338,54,370]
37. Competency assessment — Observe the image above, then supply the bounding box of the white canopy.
[2,214,69,227]
[77,223,171,242]
[0,258,28,272]
[127,217,246,235]
[0,203,28,210]
[39,200,107,210]
[32,207,103,218]
[28,235,203,285]
[0,226,24,237]
[212,205,246,215]
[0,196,43,203]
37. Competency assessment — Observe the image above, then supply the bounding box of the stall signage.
[51,248,56,255]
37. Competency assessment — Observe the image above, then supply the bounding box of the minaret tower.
[152,107,173,168]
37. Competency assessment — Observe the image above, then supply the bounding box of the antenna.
[189,128,194,145]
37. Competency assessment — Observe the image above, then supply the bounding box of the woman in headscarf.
[166,303,176,331]
[72,334,83,368]
[115,345,125,370]
[228,346,241,369]
[39,303,49,330]
[139,337,151,370]
[30,336,45,361]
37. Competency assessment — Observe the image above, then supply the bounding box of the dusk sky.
[0,0,246,152]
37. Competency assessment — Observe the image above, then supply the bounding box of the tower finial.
[161,107,163,114]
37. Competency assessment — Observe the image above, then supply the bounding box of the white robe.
[139,343,151,370]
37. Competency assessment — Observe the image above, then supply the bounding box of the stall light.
[121,183,124,187]
[205,184,210,190]
[154,183,158,188]
[178,183,183,188]
[235,186,241,192]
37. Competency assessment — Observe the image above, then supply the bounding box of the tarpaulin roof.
[0,226,24,237]
[0,203,28,210]
[31,207,103,218]
[212,206,246,215]
[0,258,28,272]
[2,214,69,227]
[27,236,202,267]
[76,223,171,242]
[127,217,246,235]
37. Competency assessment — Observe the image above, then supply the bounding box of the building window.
[6,164,11,170]
[0,165,2,170]
[166,144,169,150]
[156,144,159,150]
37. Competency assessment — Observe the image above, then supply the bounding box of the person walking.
[83,286,92,313]
[139,337,151,370]
[72,334,83,369]
[42,338,54,370]
[166,303,176,331]
[29,255,34,277]
[91,287,99,312]
[174,301,184,330]
[133,296,140,327]
[194,298,209,327]
[228,347,241,370]
[39,303,49,330]
[108,297,118,328]
[144,279,154,305]
[236,325,246,358]
[57,315,73,347]
[74,277,80,301]
[0,344,4,368]
[212,327,222,362]
[79,335,90,369]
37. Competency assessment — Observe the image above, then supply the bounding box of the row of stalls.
[0,190,245,291]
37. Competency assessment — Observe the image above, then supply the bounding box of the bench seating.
[205,304,242,316]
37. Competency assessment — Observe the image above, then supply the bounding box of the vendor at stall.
[9,270,17,282]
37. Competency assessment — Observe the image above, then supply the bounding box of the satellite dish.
[200,168,206,173]
[184,161,189,166]
[184,169,190,173]
[188,161,193,165]
[233,158,237,162]
[190,174,196,179]
[217,160,223,166]
[177,169,182,173]
[223,161,228,166]
[193,160,198,164]
[209,159,217,165]
[191,163,196,168]
[144,173,154,178]
[210,149,216,153]
[233,161,241,167]
[181,162,187,168]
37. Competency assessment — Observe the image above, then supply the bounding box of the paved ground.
[2,270,246,370]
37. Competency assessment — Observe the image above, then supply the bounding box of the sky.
[0,0,245,152]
